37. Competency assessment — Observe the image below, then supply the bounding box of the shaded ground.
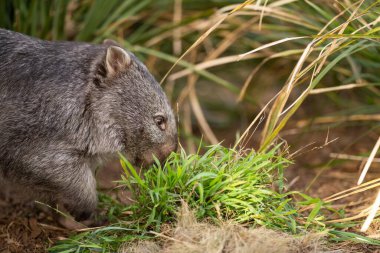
[0,200,68,252]
[0,160,123,253]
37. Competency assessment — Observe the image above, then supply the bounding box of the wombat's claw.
[57,215,88,230]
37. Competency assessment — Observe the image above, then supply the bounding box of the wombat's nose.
[163,142,177,156]
[140,141,177,168]
[156,142,177,165]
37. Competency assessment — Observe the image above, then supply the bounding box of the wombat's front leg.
[12,150,98,220]
[57,163,98,220]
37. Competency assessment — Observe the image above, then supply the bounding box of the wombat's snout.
[139,142,178,168]
[159,142,178,162]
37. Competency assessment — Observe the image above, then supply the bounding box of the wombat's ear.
[103,39,120,47]
[105,46,131,76]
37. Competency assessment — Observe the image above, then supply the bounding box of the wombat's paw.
[72,210,94,221]
[63,200,97,221]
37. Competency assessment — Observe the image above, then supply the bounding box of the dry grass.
[119,203,328,253]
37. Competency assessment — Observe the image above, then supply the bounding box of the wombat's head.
[91,42,177,167]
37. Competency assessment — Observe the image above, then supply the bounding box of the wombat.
[0,29,177,220]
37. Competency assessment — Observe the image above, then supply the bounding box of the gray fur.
[0,29,177,220]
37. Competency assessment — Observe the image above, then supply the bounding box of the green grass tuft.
[119,144,296,231]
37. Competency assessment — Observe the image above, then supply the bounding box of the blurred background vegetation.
[1,0,379,154]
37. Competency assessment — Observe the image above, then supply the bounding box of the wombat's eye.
[154,115,166,131]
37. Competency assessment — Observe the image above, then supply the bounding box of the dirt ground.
[0,160,123,253]
[0,199,68,252]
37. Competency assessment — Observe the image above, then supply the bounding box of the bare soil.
[0,160,123,253]
[0,199,68,253]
